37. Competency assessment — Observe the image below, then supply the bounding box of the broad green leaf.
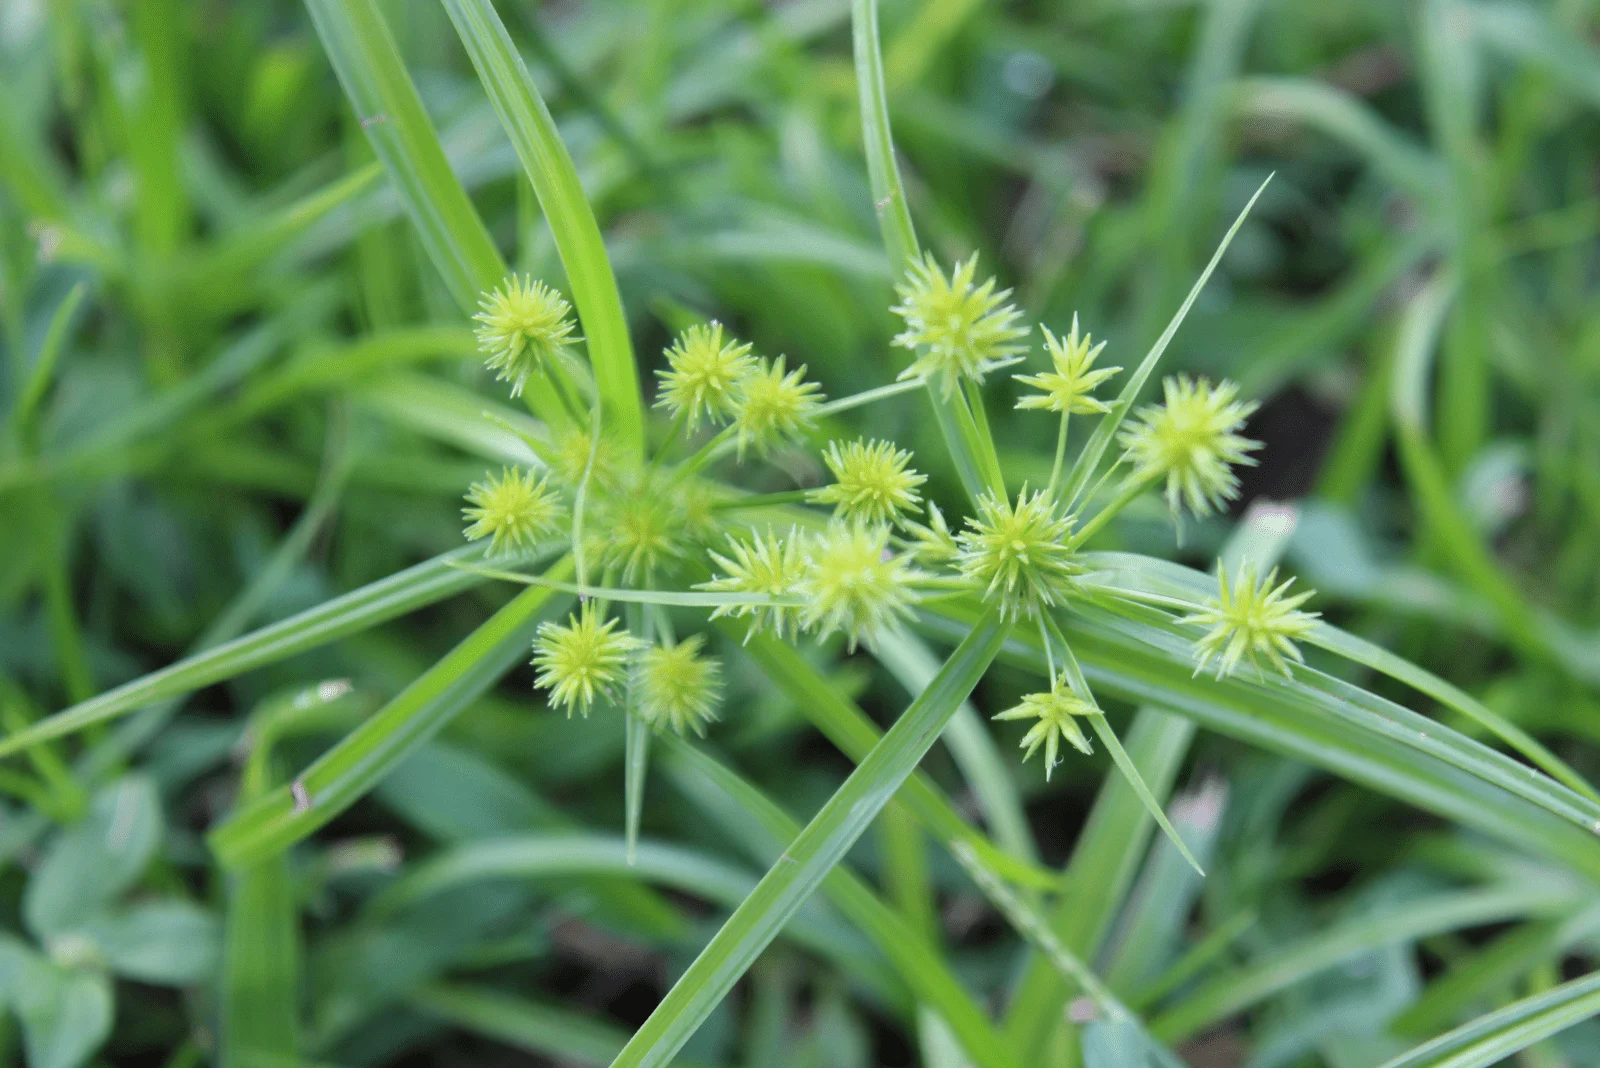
[13,958,113,1068]
[81,901,219,985]
[609,609,1010,1068]
[24,775,162,938]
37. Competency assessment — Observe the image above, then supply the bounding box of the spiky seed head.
[462,467,565,555]
[956,488,1084,619]
[473,276,580,398]
[698,527,808,641]
[731,356,823,457]
[532,604,641,717]
[993,675,1096,780]
[891,252,1028,396]
[588,467,701,584]
[655,321,757,431]
[901,501,960,564]
[1181,563,1320,679]
[544,428,618,491]
[633,635,722,736]
[1119,375,1261,518]
[1014,314,1121,415]
[798,522,922,651]
[808,438,926,527]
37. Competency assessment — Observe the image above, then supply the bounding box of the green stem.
[1069,475,1152,549]
[1048,412,1071,502]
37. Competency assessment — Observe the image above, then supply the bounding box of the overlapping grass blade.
[439,0,644,457]
[0,545,553,758]
[1377,968,1600,1068]
[367,834,897,1002]
[729,624,1056,888]
[609,610,1010,1067]
[209,560,574,868]
[852,0,1004,506]
[660,739,1014,1068]
[1150,884,1583,1042]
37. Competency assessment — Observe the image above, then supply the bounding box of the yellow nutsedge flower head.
[655,321,757,432]
[532,604,641,717]
[698,527,808,641]
[1181,563,1319,680]
[901,501,960,564]
[891,252,1028,396]
[473,276,580,398]
[956,488,1084,620]
[798,522,923,652]
[462,467,565,556]
[1014,314,1121,415]
[633,635,722,736]
[808,438,927,527]
[994,675,1096,780]
[544,428,618,491]
[732,356,824,458]
[589,467,700,584]
[1119,375,1261,518]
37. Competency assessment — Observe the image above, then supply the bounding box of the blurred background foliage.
[2,0,1600,1065]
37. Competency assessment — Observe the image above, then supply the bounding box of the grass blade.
[0,545,551,759]
[209,560,574,868]
[368,834,894,999]
[440,0,644,458]
[1150,884,1581,1042]
[1378,968,1600,1068]
[609,609,1011,1067]
[851,0,1004,505]
[1060,176,1271,508]
[728,624,1058,889]
[660,739,1016,1068]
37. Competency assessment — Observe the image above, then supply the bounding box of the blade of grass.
[440,0,644,458]
[1377,968,1600,1068]
[852,0,1003,506]
[1060,176,1270,508]
[302,0,569,432]
[0,544,552,758]
[660,739,1015,1068]
[368,834,897,1003]
[302,0,502,309]
[12,282,87,453]
[727,623,1058,890]
[1149,884,1582,1043]
[410,983,714,1068]
[208,558,574,868]
[609,609,1011,1068]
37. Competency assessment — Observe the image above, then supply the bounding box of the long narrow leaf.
[610,610,1010,1067]
[440,0,644,457]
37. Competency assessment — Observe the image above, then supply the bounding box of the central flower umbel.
[798,523,922,651]
[956,488,1083,619]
